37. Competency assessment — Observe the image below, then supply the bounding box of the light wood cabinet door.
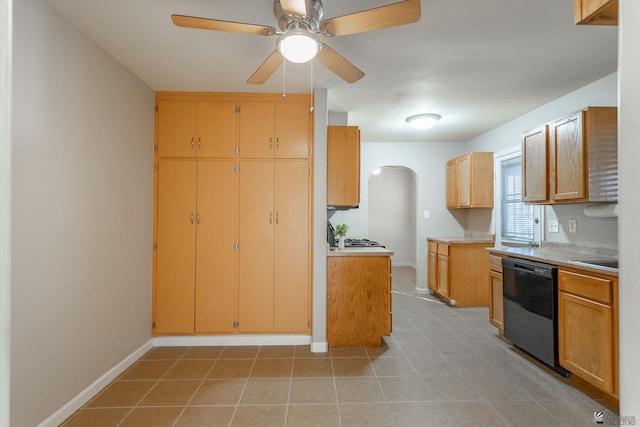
[574,0,618,25]
[457,154,472,207]
[238,160,275,332]
[559,291,614,394]
[522,125,549,202]
[239,101,310,159]
[157,101,237,158]
[239,102,275,158]
[274,161,310,332]
[437,254,449,298]
[327,126,360,206]
[155,160,197,333]
[275,102,310,159]
[196,102,237,159]
[445,160,457,208]
[427,250,437,292]
[550,112,587,201]
[157,100,198,158]
[194,160,236,333]
[489,271,504,330]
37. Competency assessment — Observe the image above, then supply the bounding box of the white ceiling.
[43,0,618,142]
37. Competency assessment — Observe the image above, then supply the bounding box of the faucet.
[528,241,540,248]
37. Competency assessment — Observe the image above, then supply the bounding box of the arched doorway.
[368,166,417,269]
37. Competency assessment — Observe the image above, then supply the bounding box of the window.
[500,157,534,242]
[494,148,540,246]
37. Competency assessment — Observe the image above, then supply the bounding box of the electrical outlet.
[568,219,578,233]
[424,210,430,219]
[548,220,559,233]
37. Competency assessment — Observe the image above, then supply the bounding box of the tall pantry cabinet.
[152,93,312,336]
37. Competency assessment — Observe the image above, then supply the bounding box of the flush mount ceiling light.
[277,30,320,63]
[406,113,441,130]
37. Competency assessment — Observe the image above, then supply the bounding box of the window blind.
[501,157,534,242]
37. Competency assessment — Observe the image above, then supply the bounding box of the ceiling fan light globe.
[406,113,441,130]
[278,33,319,63]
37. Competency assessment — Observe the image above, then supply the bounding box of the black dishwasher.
[502,258,569,376]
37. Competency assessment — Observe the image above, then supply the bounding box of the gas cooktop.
[343,238,385,248]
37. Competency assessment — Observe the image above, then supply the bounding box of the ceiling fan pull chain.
[310,59,314,113]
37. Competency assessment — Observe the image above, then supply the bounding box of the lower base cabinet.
[427,239,494,307]
[558,268,618,396]
[327,255,391,347]
[488,254,504,333]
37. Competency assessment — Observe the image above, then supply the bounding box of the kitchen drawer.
[428,241,438,253]
[558,270,613,304]
[488,254,503,273]
[437,244,449,256]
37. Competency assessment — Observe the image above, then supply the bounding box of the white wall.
[330,141,466,290]
[1,0,12,425]
[10,1,154,425]
[618,0,640,417]
[368,167,417,267]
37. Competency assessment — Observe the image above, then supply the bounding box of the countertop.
[488,245,618,277]
[327,247,394,257]
[428,236,495,244]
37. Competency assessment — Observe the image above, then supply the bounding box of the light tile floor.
[62,266,617,426]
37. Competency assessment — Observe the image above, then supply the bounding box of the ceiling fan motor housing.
[274,0,323,33]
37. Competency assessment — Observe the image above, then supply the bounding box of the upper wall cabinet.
[327,125,360,207]
[522,106,617,204]
[522,125,549,203]
[446,152,494,209]
[239,101,311,159]
[156,100,237,158]
[574,0,618,25]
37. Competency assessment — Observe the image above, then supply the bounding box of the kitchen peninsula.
[327,246,394,347]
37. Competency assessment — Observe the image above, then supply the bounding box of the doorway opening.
[368,166,418,275]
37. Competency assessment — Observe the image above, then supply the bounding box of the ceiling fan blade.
[171,15,277,36]
[247,50,285,84]
[316,43,365,84]
[320,0,421,37]
[280,0,308,17]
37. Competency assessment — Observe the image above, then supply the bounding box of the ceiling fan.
[171,0,421,85]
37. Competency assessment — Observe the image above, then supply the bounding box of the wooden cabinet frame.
[152,92,313,337]
[446,152,494,209]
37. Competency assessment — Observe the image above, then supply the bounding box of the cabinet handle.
[276,212,279,224]
[197,137,201,150]
[269,212,272,224]
[276,137,280,150]
[269,137,273,150]
[191,137,195,150]
[190,212,195,224]
[196,212,200,224]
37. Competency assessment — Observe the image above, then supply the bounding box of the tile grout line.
[170,345,224,427]
[114,347,186,427]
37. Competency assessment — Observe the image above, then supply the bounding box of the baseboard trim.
[415,286,429,295]
[310,341,329,353]
[38,339,154,427]
[153,334,312,347]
